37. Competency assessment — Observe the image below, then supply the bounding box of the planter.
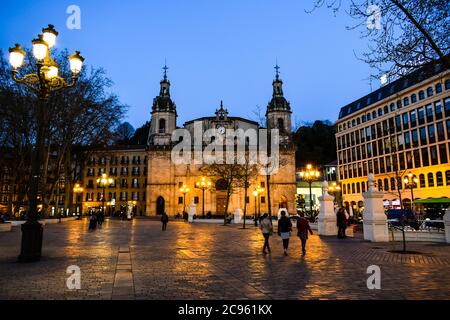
[0,222,12,232]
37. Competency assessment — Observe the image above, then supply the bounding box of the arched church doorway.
[279,195,288,209]
[215,179,228,216]
[156,196,165,215]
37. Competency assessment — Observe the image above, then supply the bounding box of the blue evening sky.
[0,0,379,129]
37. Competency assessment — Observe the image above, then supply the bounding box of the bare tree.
[235,153,260,229]
[251,104,266,127]
[308,0,450,79]
[115,122,135,145]
[0,49,126,218]
[200,162,243,225]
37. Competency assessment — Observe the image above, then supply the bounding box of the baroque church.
[145,66,296,217]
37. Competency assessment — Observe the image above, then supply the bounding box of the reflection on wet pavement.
[0,219,449,300]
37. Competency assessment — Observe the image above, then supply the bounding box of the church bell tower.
[266,64,292,144]
[148,64,177,146]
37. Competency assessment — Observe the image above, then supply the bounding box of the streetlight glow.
[69,50,85,75]
[9,44,25,69]
[195,176,211,218]
[42,24,58,48]
[299,164,321,217]
[32,35,48,61]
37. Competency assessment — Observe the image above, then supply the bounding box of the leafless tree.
[0,49,126,218]
[308,0,450,80]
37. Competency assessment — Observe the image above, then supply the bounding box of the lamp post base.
[18,220,43,263]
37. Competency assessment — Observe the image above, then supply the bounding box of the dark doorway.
[216,195,227,216]
[156,196,165,215]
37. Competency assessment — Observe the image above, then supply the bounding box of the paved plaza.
[0,219,449,300]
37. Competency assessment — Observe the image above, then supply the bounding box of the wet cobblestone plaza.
[0,219,449,300]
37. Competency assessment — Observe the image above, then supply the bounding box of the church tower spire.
[272,62,284,97]
[266,62,292,144]
[148,63,177,147]
[159,62,170,97]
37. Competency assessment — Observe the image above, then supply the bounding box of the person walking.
[277,211,292,256]
[336,207,348,239]
[97,210,104,227]
[297,212,313,255]
[259,213,273,254]
[161,212,169,231]
[88,212,97,231]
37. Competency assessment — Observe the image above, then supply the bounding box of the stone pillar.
[188,200,196,223]
[234,208,243,224]
[362,174,389,242]
[318,181,337,236]
[444,208,450,244]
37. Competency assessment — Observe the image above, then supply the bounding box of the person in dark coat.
[97,210,104,227]
[297,212,313,255]
[88,213,97,230]
[277,211,292,256]
[336,207,348,239]
[161,212,169,231]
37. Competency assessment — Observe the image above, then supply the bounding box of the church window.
[159,118,166,133]
[277,118,284,132]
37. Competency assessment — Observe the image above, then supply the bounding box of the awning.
[414,198,450,204]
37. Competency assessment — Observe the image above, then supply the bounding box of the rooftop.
[338,57,449,120]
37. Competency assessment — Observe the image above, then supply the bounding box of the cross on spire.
[274,62,280,80]
[163,60,169,80]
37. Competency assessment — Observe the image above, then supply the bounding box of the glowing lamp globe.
[9,44,25,69]
[69,50,84,75]
[42,24,58,48]
[32,35,48,61]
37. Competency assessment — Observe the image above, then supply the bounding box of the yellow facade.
[336,66,450,209]
[81,146,147,215]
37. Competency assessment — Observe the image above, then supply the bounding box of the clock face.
[217,126,226,135]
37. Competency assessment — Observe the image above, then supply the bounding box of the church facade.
[145,67,297,217]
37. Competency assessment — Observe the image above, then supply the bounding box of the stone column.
[234,208,243,224]
[318,181,337,236]
[444,208,450,244]
[188,200,196,223]
[362,174,389,242]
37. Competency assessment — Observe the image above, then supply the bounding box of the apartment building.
[336,59,450,212]
[82,145,147,215]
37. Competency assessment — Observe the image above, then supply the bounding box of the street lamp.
[403,172,418,211]
[73,183,84,219]
[179,184,190,215]
[328,182,342,207]
[195,177,211,218]
[252,190,259,226]
[252,186,265,226]
[97,174,114,216]
[9,24,84,263]
[299,164,321,218]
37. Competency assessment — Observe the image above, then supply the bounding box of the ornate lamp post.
[328,182,342,207]
[195,177,211,218]
[403,172,418,211]
[179,184,190,215]
[73,183,84,219]
[299,164,321,218]
[97,174,114,215]
[9,24,84,262]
